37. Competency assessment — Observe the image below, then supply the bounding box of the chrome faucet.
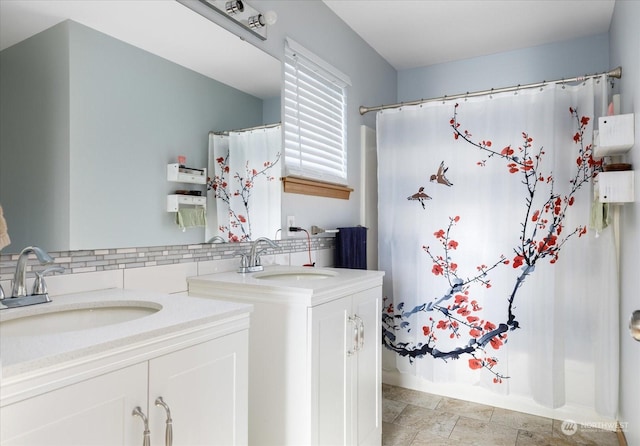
[11,246,54,297]
[2,246,63,309]
[237,237,280,273]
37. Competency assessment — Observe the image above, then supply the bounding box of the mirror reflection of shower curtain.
[207,126,281,242]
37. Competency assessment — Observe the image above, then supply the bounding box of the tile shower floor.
[382,384,621,446]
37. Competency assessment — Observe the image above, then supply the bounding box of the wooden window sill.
[281,176,353,200]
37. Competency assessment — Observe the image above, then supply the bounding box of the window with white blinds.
[283,39,351,185]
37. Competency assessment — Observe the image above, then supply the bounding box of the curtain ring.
[489,88,494,99]
[514,85,520,95]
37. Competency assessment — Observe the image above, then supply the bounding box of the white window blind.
[284,39,351,185]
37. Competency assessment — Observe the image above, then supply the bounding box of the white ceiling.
[323,0,616,70]
[0,1,616,98]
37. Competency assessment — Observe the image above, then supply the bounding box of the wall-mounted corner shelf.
[593,113,635,158]
[599,170,634,203]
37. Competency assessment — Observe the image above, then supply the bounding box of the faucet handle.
[32,266,65,295]
[234,251,250,273]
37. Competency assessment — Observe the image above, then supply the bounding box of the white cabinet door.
[0,363,147,446]
[310,287,381,446]
[352,287,382,446]
[148,330,249,446]
[310,296,351,446]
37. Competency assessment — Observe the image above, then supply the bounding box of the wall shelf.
[599,171,635,203]
[167,163,207,212]
[167,163,207,184]
[167,194,206,212]
[593,113,635,158]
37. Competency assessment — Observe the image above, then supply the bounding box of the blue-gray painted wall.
[609,1,640,443]
[0,23,72,251]
[1,20,266,251]
[398,33,610,103]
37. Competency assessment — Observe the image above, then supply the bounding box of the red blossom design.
[382,105,599,384]
[207,151,281,241]
[469,358,483,370]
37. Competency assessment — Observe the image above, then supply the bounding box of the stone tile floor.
[382,384,621,446]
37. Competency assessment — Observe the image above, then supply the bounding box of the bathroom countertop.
[188,265,385,306]
[0,288,252,380]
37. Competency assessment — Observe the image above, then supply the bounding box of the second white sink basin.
[253,269,337,281]
[0,302,161,337]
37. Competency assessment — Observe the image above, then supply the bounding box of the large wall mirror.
[0,0,281,254]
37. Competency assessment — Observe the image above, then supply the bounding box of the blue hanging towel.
[335,226,367,269]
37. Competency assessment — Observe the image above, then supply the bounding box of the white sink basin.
[0,302,161,337]
[253,269,337,281]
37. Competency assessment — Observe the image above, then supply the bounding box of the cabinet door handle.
[132,407,151,446]
[347,316,358,356]
[155,397,174,446]
[355,314,365,351]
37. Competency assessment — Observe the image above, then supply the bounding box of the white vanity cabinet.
[188,266,384,446]
[0,290,251,446]
[310,286,381,446]
[148,331,249,446]
[1,331,248,446]
[1,362,148,445]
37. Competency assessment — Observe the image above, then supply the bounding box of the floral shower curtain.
[207,126,281,242]
[377,78,619,417]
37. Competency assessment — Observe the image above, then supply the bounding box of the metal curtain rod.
[211,122,281,136]
[359,66,622,115]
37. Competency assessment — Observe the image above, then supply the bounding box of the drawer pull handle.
[155,397,174,446]
[347,316,358,356]
[355,314,365,351]
[132,407,151,446]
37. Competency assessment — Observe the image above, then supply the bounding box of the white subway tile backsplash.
[0,238,337,296]
[45,269,124,297]
[123,262,198,294]
[314,248,335,267]
[197,259,238,276]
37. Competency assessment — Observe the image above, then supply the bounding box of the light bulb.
[263,10,278,25]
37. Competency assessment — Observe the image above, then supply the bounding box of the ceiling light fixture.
[225,0,243,15]
[247,14,264,29]
[178,0,277,41]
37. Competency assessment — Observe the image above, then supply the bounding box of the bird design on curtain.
[408,161,454,211]
[407,186,432,209]
[383,104,601,382]
[430,161,454,186]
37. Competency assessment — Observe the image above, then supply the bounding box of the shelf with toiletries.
[166,163,207,213]
[592,111,635,203]
[167,163,207,184]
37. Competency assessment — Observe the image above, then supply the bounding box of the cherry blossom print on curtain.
[376,78,619,418]
[207,126,281,242]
